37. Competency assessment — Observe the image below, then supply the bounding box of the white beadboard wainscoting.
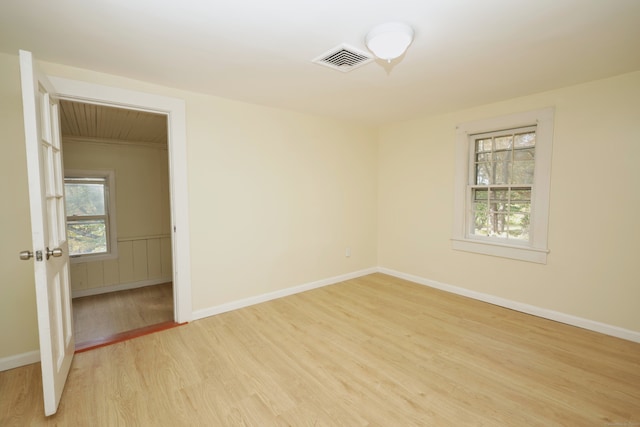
[70,235,172,298]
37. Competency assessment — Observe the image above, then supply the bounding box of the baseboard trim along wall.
[6,266,636,372]
[192,268,379,321]
[71,277,172,299]
[0,350,40,372]
[378,267,640,344]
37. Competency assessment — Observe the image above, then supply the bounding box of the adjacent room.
[59,100,175,349]
[0,0,638,425]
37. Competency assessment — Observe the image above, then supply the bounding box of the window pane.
[476,163,491,185]
[494,136,513,150]
[490,201,509,213]
[476,138,492,153]
[476,153,491,162]
[472,202,489,236]
[473,188,488,201]
[65,183,105,216]
[512,161,535,184]
[494,161,511,185]
[510,189,531,201]
[67,219,107,255]
[488,212,508,237]
[513,148,534,161]
[493,150,511,163]
[514,132,535,148]
[510,201,531,214]
[490,189,509,200]
[507,213,530,240]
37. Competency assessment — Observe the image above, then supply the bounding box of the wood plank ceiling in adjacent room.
[59,100,167,146]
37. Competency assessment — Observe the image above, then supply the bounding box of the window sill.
[70,252,118,264]
[451,238,548,264]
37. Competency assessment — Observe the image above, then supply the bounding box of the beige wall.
[0,52,378,359]
[0,53,40,358]
[69,236,172,294]
[378,71,640,332]
[184,96,378,306]
[63,140,172,292]
[63,140,171,239]
[1,49,637,362]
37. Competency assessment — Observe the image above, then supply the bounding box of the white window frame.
[65,169,118,263]
[452,108,554,264]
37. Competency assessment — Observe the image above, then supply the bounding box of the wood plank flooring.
[72,283,174,346]
[1,273,638,426]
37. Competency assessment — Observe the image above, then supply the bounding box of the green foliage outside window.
[65,178,109,256]
[471,130,535,242]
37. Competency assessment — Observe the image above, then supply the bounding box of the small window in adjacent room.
[64,170,117,262]
[452,108,554,263]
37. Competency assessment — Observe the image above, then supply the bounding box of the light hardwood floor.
[73,283,174,345]
[1,273,638,426]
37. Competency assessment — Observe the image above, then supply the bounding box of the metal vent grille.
[312,44,373,72]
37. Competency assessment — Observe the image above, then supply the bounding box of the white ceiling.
[1,0,639,125]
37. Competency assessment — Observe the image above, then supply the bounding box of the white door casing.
[48,76,192,324]
[19,50,74,416]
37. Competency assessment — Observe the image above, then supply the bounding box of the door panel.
[19,49,74,416]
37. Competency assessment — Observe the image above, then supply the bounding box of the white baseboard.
[192,268,378,321]
[72,277,172,299]
[0,350,40,372]
[7,266,634,372]
[378,267,640,344]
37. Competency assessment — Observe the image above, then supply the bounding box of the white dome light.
[365,22,414,62]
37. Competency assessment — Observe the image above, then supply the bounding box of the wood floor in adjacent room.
[73,282,174,347]
[1,273,638,426]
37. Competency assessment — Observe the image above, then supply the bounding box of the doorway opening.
[49,74,192,330]
[59,100,177,350]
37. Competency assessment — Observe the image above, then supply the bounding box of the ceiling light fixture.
[365,22,414,63]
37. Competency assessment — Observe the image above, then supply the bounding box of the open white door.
[19,50,74,416]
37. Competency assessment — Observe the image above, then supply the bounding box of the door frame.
[49,76,192,324]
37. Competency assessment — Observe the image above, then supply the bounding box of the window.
[64,170,117,261]
[471,126,535,241]
[452,108,554,263]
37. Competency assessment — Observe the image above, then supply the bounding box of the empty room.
[0,0,639,425]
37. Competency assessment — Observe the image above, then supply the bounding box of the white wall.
[378,71,640,333]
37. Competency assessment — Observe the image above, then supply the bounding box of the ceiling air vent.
[312,44,373,72]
